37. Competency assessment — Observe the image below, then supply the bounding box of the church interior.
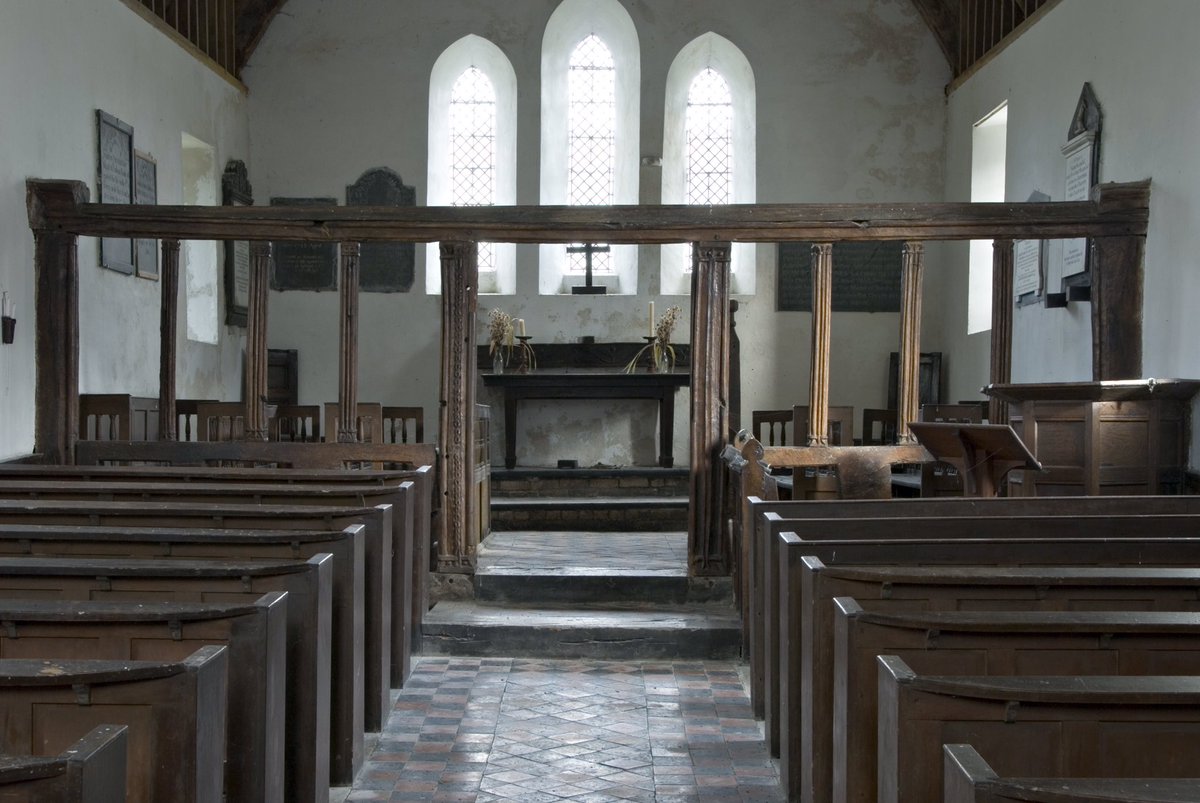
[3,0,1200,801]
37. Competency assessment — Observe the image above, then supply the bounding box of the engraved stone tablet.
[134,151,158,280]
[222,160,253,325]
[345,168,416,292]
[1014,239,1042,299]
[96,110,134,274]
[1060,84,1102,281]
[270,197,338,291]
[777,242,903,312]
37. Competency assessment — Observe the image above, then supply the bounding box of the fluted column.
[337,242,361,442]
[242,241,271,440]
[688,241,732,577]
[437,241,479,573]
[807,243,834,445]
[157,239,180,440]
[897,241,925,442]
[989,239,1014,425]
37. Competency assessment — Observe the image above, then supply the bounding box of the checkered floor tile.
[346,657,783,802]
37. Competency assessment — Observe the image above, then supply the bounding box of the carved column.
[989,239,1014,425]
[689,242,731,577]
[437,241,478,573]
[1091,235,1144,381]
[27,182,87,465]
[337,242,361,442]
[243,241,272,440]
[897,241,925,442]
[157,239,181,440]
[807,243,834,445]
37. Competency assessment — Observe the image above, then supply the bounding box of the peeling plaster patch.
[835,1,923,86]
[855,96,945,198]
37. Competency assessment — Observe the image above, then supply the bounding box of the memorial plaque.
[345,168,416,292]
[1014,190,1049,304]
[269,196,338,291]
[96,110,134,275]
[776,241,903,312]
[133,151,158,280]
[1060,83,1102,282]
[222,160,254,325]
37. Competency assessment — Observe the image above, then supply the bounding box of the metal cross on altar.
[568,242,610,295]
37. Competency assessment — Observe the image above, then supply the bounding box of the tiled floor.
[347,657,784,802]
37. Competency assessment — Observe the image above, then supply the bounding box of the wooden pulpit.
[907,421,1042,497]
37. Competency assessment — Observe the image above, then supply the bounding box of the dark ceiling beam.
[235,0,290,75]
[910,0,960,71]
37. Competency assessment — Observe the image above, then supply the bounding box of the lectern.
[908,421,1042,497]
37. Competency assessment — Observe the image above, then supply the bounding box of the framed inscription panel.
[1061,84,1102,286]
[96,110,135,274]
[270,197,338,291]
[345,168,416,292]
[222,160,254,326]
[777,241,903,312]
[133,151,158,280]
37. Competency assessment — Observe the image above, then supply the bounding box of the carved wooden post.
[26,180,87,465]
[1091,235,1144,381]
[808,243,834,445]
[438,241,478,573]
[337,242,361,442]
[897,241,925,441]
[989,239,1014,425]
[689,242,731,577]
[158,239,181,440]
[243,241,272,440]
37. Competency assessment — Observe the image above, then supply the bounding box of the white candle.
[517,318,526,337]
[0,292,7,319]
[648,302,655,337]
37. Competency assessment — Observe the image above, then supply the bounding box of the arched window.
[540,0,639,294]
[662,33,756,295]
[566,34,616,275]
[427,35,517,294]
[450,66,497,272]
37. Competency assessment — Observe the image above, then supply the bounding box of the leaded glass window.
[450,66,497,271]
[566,34,615,273]
[682,68,733,270]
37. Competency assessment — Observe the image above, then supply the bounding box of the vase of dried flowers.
[626,305,681,373]
[487,308,513,373]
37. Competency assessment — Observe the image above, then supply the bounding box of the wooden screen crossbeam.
[28,180,1149,244]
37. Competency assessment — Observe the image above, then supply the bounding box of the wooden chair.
[861,408,897,445]
[269,404,321,442]
[381,406,424,444]
[176,399,218,442]
[751,410,792,447]
[195,402,247,442]
[323,402,384,443]
[917,403,984,496]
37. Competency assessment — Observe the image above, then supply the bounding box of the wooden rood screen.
[25,180,1151,576]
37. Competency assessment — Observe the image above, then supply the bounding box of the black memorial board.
[222,160,253,325]
[269,196,337,291]
[96,110,134,275]
[776,241,903,312]
[133,151,158,280]
[346,168,416,292]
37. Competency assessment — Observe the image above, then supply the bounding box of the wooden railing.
[25,179,1152,575]
[133,0,237,76]
[957,0,1055,78]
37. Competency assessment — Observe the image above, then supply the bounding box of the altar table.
[481,371,690,469]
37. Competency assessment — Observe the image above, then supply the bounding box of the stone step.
[491,467,689,500]
[475,563,730,605]
[490,496,688,531]
[422,600,741,660]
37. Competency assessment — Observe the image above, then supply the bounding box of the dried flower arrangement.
[487,308,513,367]
[626,305,682,373]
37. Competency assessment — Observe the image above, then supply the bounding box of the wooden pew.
[775,536,1200,803]
[0,645,228,803]
[0,724,128,803]
[836,603,1200,803]
[0,500,386,761]
[0,478,416,688]
[748,497,1200,753]
[0,462,436,664]
[0,594,286,803]
[879,656,1200,803]
[0,554,331,803]
[79,394,159,442]
[943,744,1200,803]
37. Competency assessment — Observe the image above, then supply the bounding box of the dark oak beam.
[910,0,959,69]
[27,180,1150,244]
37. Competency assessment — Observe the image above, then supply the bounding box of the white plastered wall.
[0,0,250,460]
[245,0,949,466]
[939,0,1200,468]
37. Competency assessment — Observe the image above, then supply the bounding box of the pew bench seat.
[0,724,127,803]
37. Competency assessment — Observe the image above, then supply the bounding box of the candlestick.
[648,301,655,337]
